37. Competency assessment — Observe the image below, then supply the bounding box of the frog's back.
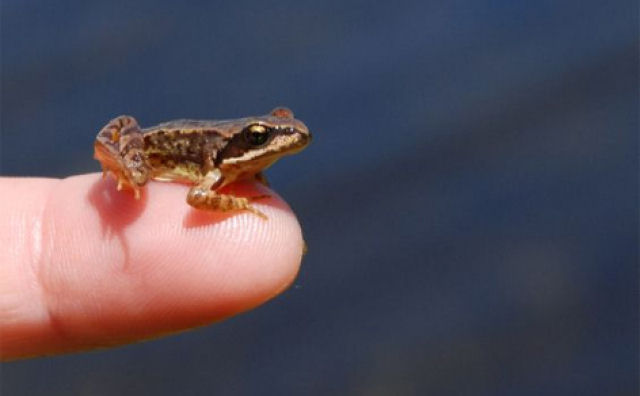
[147,119,227,131]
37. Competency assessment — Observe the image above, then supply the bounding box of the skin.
[0,174,304,360]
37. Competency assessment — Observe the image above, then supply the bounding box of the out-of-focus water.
[2,1,637,395]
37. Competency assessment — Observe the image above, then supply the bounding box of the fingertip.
[55,173,305,316]
[1,174,306,358]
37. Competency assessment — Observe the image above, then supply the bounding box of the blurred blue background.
[1,1,637,395]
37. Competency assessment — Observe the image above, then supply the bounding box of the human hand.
[0,174,304,360]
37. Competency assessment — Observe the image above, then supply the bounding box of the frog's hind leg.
[94,115,151,199]
[187,170,268,219]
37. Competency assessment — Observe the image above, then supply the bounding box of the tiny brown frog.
[94,107,311,219]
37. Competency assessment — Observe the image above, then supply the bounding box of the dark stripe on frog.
[118,131,144,159]
[215,127,290,165]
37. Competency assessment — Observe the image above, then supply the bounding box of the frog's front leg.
[94,115,151,199]
[187,169,267,219]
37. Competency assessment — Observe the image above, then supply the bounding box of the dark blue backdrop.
[2,1,637,395]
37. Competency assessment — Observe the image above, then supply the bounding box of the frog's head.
[217,107,311,179]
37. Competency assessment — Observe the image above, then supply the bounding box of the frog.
[94,107,311,219]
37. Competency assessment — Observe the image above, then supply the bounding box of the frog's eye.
[244,124,271,147]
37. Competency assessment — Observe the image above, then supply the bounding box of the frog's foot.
[187,185,268,220]
[94,115,151,199]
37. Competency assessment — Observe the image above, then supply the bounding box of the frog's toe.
[103,167,144,199]
[246,205,268,220]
